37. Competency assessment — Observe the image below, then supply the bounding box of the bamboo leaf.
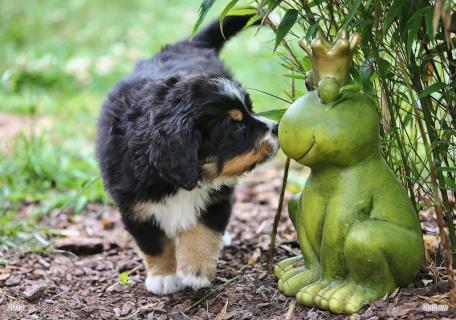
[268,0,283,12]
[342,0,364,29]
[424,6,435,41]
[282,73,307,80]
[191,0,217,38]
[305,22,319,43]
[384,0,406,32]
[227,8,257,16]
[438,167,456,173]
[220,0,241,39]
[406,10,423,58]
[418,82,446,98]
[245,14,262,27]
[444,177,456,191]
[274,9,298,51]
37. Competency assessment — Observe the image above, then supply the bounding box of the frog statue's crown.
[299,30,361,86]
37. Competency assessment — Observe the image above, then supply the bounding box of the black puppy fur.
[96,15,278,294]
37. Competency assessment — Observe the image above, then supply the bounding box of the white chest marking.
[134,178,237,238]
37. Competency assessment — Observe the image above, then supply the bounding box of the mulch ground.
[1,162,455,320]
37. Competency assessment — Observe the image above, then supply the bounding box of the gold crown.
[299,30,361,86]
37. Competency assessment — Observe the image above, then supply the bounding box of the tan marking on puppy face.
[142,237,176,276]
[219,140,274,177]
[228,109,244,122]
[175,224,222,283]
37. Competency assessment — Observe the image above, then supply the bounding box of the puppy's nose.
[272,123,279,136]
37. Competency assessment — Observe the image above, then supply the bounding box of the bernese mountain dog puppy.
[96,15,278,295]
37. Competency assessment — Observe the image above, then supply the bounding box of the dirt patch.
[0,112,52,149]
[0,163,454,319]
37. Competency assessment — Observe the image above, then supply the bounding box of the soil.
[0,162,455,320]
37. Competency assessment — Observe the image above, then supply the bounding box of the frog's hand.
[287,192,301,226]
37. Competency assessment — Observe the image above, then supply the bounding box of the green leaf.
[226,8,257,16]
[220,0,241,39]
[424,6,435,41]
[257,108,287,121]
[274,9,298,51]
[406,9,423,58]
[418,82,446,98]
[268,0,283,12]
[444,177,456,191]
[119,272,129,285]
[245,14,262,27]
[342,0,363,29]
[384,0,406,33]
[438,166,456,173]
[191,0,217,38]
[305,22,319,43]
[282,73,306,80]
[301,56,312,70]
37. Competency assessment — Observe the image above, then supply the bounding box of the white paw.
[222,232,232,247]
[177,271,211,290]
[145,274,185,295]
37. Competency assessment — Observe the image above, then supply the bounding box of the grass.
[0,0,285,250]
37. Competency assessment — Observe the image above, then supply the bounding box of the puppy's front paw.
[177,271,212,290]
[145,274,185,294]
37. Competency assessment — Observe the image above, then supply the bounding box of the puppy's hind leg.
[121,212,185,295]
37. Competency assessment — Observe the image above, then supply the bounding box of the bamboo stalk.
[267,156,290,271]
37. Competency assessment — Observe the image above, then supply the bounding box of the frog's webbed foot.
[326,281,371,314]
[277,262,320,296]
[296,279,331,307]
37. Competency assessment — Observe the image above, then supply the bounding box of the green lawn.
[0,0,285,251]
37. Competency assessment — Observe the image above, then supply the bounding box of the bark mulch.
[0,162,454,319]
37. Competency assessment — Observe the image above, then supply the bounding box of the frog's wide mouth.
[295,139,315,162]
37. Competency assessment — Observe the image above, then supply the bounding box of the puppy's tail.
[192,15,257,52]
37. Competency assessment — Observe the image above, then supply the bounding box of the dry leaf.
[214,300,229,320]
[433,0,443,35]
[247,248,261,265]
[390,287,400,298]
[380,86,391,131]
[285,300,295,320]
[422,279,433,286]
[442,1,452,48]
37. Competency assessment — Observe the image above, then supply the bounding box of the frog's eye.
[228,109,243,122]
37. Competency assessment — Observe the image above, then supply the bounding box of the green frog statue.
[275,31,424,314]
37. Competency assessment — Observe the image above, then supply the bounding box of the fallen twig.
[184,276,240,312]
[0,289,17,300]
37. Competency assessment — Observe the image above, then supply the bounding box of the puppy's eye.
[228,109,243,122]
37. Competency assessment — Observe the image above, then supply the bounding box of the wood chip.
[54,236,104,255]
[24,284,46,301]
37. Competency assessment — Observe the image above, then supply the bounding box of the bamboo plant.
[194,0,456,304]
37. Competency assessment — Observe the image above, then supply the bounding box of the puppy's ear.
[149,113,201,191]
